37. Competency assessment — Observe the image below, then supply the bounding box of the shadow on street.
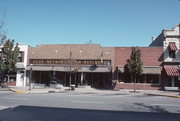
[0,105,180,121]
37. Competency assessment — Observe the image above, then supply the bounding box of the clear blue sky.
[0,0,180,47]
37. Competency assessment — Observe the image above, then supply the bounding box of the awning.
[118,66,161,74]
[164,66,180,76]
[142,66,161,74]
[26,65,111,72]
[169,42,177,51]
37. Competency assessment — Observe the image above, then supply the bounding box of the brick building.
[114,47,163,90]
[150,24,180,90]
[27,44,114,88]
[5,24,178,90]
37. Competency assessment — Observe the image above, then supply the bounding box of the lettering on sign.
[30,59,111,65]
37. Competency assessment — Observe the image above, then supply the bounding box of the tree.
[64,51,81,89]
[124,47,143,92]
[0,39,20,86]
[0,7,7,44]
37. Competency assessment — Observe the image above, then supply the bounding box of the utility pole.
[69,51,72,90]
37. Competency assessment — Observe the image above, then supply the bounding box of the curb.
[166,95,180,98]
[9,89,27,93]
[9,89,65,94]
[144,93,180,98]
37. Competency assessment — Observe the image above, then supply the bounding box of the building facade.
[27,44,114,88]
[15,44,29,86]
[0,44,28,86]
[114,47,163,90]
[150,24,180,90]
[2,24,179,90]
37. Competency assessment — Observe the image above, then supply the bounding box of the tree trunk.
[134,76,136,92]
[7,75,10,88]
[69,73,71,90]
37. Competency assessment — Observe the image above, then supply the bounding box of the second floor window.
[169,49,176,58]
[168,42,177,59]
[18,51,24,62]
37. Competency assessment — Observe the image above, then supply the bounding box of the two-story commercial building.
[0,44,28,86]
[15,44,28,86]
[150,24,180,90]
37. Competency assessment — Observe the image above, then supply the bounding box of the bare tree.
[64,51,81,89]
[0,7,7,45]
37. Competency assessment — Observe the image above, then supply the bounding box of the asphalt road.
[0,90,180,121]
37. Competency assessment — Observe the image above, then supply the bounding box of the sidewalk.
[140,90,180,98]
[8,86,64,93]
[7,86,180,98]
[8,86,129,95]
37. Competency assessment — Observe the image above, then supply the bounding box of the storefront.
[116,66,161,90]
[163,65,180,90]
[27,59,112,88]
[27,44,114,88]
[114,47,163,90]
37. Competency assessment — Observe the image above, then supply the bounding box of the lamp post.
[29,64,33,90]
[69,51,72,90]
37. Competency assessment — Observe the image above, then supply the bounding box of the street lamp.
[29,64,33,90]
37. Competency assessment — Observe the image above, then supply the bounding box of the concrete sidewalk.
[7,86,180,98]
[140,90,180,98]
[8,86,129,95]
[8,86,64,93]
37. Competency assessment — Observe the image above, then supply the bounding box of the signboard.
[30,59,111,66]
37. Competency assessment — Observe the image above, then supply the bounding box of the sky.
[0,0,180,47]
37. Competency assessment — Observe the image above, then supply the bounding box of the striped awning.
[164,66,180,76]
[169,42,177,51]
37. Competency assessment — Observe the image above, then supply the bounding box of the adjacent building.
[0,44,28,86]
[114,47,163,90]
[150,24,180,90]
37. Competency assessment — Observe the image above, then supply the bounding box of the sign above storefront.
[30,59,111,66]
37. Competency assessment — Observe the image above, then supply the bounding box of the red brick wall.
[4,81,16,86]
[114,47,163,67]
[115,83,161,90]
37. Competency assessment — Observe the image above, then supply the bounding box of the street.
[0,90,180,121]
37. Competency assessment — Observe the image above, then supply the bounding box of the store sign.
[30,59,111,65]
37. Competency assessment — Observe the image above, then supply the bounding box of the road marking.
[150,104,180,107]
[71,101,104,104]
[68,94,98,97]
[2,97,29,100]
